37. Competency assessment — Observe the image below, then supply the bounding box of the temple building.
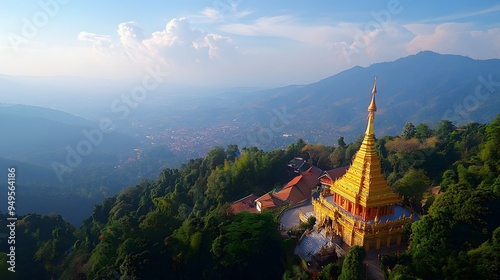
[255,166,322,212]
[313,79,415,251]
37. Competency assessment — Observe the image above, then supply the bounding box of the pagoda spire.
[365,77,377,135]
[337,76,398,209]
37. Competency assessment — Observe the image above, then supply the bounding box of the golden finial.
[365,77,377,135]
[367,77,377,112]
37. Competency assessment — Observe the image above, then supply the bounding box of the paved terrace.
[279,199,314,230]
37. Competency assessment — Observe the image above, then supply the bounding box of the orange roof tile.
[231,194,259,214]
[255,193,284,211]
[283,175,302,189]
[274,186,306,204]
[273,166,322,204]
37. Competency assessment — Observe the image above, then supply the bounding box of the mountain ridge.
[233,51,500,143]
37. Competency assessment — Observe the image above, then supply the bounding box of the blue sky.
[1,0,499,87]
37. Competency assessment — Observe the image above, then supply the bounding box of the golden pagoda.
[313,78,414,250]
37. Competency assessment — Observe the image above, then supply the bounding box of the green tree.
[481,113,500,175]
[302,143,332,169]
[329,146,346,168]
[345,136,363,162]
[226,144,239,161]
[202,146,227,170]
[392,169,430,208]
[409,186,500,279]
[454,122,486,161]
[415,123,433,140]
[298,216,316,231]
[402,122,416,140]
[389,264,418,280]
[283,264,309,280]
[436,120,456,141]
[211,212,284,279]
[206,166,232,204]
[444,226,500,279]
[318,260,343,280]
[440,169,457,192]
[287,139,307,157]
[338,245,366,280]
[338,136,346,148]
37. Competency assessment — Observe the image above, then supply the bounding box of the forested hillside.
[1,113,500,279]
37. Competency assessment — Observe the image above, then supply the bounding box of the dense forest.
[1,113,500,279]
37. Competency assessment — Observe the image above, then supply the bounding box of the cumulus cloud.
[71,14,500,86]
[204,33,234,59]
[327,21,415,66]
[79,17,238,72]
[323,20,500,69]
[115,21,154,63]
[146,18,202,48]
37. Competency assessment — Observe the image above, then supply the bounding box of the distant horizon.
[1,50,499,89]
[1,1,499,87]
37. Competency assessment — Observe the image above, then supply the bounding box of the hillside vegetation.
[1,114,500,279]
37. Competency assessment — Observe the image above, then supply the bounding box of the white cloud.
[3,11,500,87]
[72,17,500,86]
[219,16,348,46]
[328,21,415,66]
[200,8,222,22]
[405,23,500,59]
[203,33,234,59]
[77,32,114,55]
[420,4,500,24]
[77,17,239,74]
[0,18,240,84]
[190,3,253,24]
[146,18,202,48]
[141,17,236,67]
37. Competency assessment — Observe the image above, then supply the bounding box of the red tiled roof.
[274,185,307,204]
[254,165,327,211]
[273,166,323,204]
[255,193,284,211]
[320,166,349,181]
[231,194,259,214]
[282,175,302,189]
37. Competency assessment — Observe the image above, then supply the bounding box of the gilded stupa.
[313,78,414,250]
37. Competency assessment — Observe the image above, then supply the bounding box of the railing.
[314,195,412,232]
[298,211,308,223]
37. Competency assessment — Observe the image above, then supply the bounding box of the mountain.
[0,103,94,126]
[231,51,500,143]
[0,104,139,166]
[0,105,146,225]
